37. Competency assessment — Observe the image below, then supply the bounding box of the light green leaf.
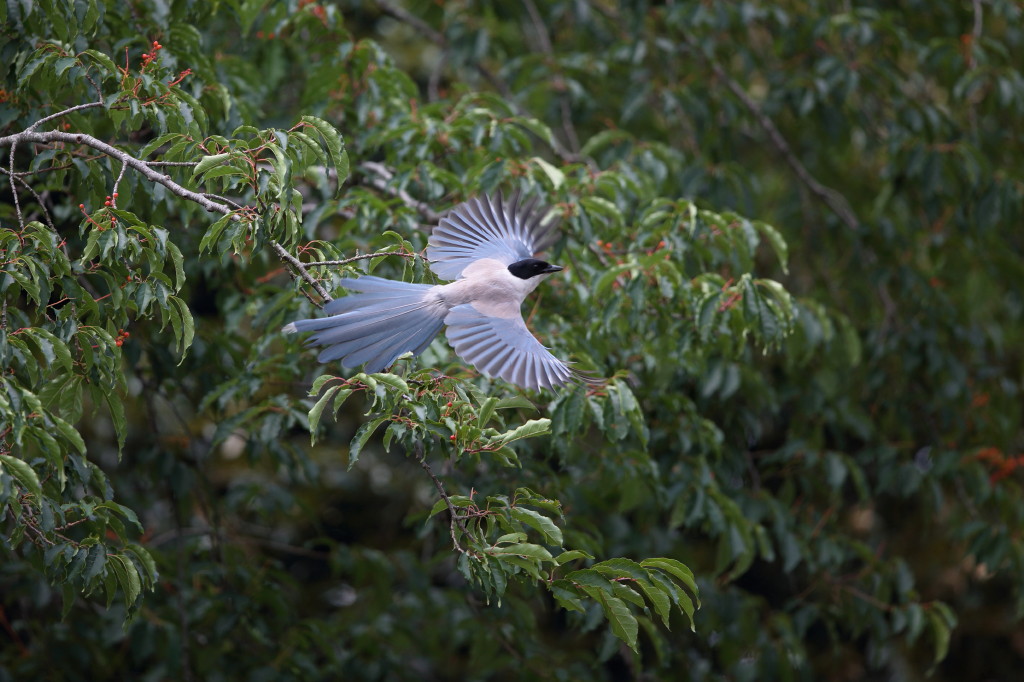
[510,507,563,545]
[0,454,42,502]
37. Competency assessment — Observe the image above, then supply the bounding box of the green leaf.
[555,549,594,565]
[191,152,233,182]
[641,557,700,606]
[492,418,551,446]
[486,542,553,562]
[477,396,498,427]
[753,220,789,274]
[0,454,42,502]
[635,577,673,628]
[348,415,387,468]
[531,156,564,189]
[301,115,349,193]
[510,507,563,545]
[595,591,639,652]
[308,385,340,444]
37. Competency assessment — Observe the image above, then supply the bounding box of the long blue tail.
[283,277,446,373]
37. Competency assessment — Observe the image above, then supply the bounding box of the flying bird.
[283,192,591,390]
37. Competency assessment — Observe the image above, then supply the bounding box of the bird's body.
[284,193,585,390]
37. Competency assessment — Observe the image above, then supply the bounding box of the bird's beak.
[542,264,564,274]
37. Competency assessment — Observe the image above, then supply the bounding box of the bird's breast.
[434,260,532,319]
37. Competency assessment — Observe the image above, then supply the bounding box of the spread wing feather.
[427,192,558,280]
[444,304,574,390]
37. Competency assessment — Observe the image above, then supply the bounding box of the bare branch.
[8,142,22,228]
[303,251,417,267]
[26,101,105,133]
[0,130,232,214]
[681,34,859,230]
[271,241,333,303]
[111,160,128,207]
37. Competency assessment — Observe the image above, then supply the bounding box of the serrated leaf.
[510,507,563,545]
[493,418,551,446]
[487,542,553,562]
[595,591,638,652]
[641,557,700,606]
[348,415,387,468]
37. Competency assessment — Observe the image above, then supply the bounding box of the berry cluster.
[115,329,131,347]
[141,40,163,67]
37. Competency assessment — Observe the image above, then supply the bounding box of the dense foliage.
[2,1,1022,679]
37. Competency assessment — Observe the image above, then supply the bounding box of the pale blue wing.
[426,192,558,281]
[443,304,573,390]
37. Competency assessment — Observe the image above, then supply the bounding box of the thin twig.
[302,251,417,267]
[681,33,859,230]
[25,101,105,133]
[416,442,470,554]
[0,166,56,231]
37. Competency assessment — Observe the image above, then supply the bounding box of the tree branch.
[271,242,334,303]
[0,128,335,302]
[681,34,859,230]
[0,130,232,213]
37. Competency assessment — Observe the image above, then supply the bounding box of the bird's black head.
[508,258,563,280]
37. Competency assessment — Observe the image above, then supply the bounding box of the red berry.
[78,204,84,209]
[446,402,453,407]
[124,332,130,338]
[449,435,456,441]
[113,193,119,198]
[104,201,111,206]
[115,339,123,347]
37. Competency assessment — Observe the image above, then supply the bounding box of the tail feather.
[341,315,441,372]
[284,277,446,372]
